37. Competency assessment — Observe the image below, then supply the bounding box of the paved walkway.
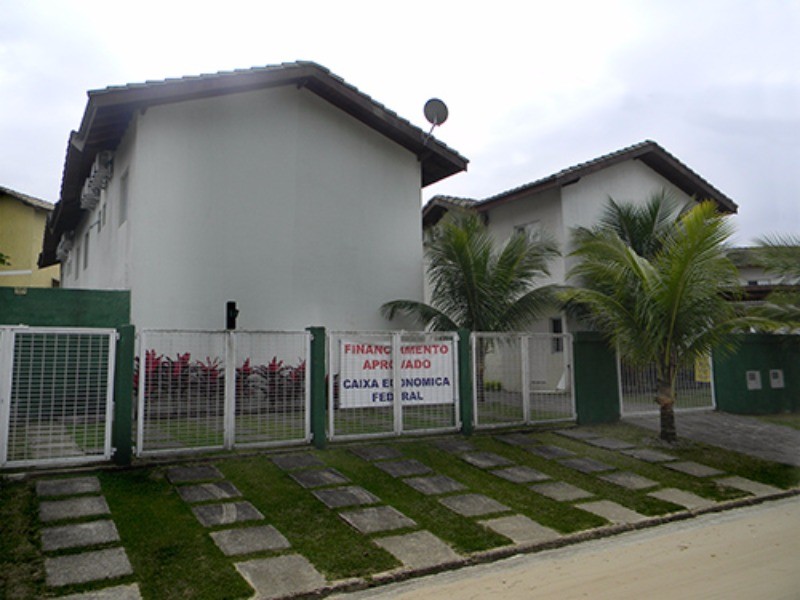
[35,475,140,598]
[624,411,800,467]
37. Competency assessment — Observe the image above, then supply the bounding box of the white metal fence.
[0,327,116,468]
[136,330,310,455]
[328,331,460,440]
[618,354,715,416]
[472,333,575,428]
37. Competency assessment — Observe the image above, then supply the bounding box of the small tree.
[0,252,9,266]
[382,213,559,396]
[565,201,749,441]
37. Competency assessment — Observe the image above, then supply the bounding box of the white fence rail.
[136,330,310,456]
[472,333,575,429]
[0,327,116,468]
[328,331,460,440]
[618,354,715,416]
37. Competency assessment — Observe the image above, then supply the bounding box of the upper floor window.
[83,233,90,270]
[119,171,129,226]
[514,220,542,241]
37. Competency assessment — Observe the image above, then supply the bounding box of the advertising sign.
[338,338,455,408]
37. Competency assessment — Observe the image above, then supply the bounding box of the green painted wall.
[572,331,620,424]
[713,334,799,414]
[0,288,130,328]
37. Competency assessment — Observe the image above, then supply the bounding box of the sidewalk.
[624,411,800,467]
[330,495,800,599]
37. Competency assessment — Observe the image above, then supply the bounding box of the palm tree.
[754,234,800,328]
[565,201,748,441]
[574,189,689,259]
[382,212,559,397]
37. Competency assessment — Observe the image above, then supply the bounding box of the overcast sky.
[1,0,798,245]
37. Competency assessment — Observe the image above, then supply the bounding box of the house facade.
[0,186,60,288]
[40,62,467,331]
[424,140,739,333]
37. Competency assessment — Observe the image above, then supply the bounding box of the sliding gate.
[0,327,117,468]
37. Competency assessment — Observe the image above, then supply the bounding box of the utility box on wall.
[714,335,799,414]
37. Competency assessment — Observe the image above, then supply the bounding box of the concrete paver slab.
[36,477,101,497]
[530,482,593,501]
[715,476,784,497]
[339,506,416,534]
[350,445,403,461]
[461,452,514,469]
[494,433,541,447]
[236,554,326,600]
[374,530,461,569]
[663,461,724,477]
[210,524,291,556]
[526,445,576,459]
[491,466,550,483]
[192,501,265,527]
[554,429,602,440]
[479,515,561,545]
[41,520,120,551]
[576,500,648,524]
[558,457,615,473]
[403,475,466,496]
[40,496,110,522]
[584,437,636,450]
[177,481,242,503]
[271,453,324,471]
[598,471,659,490]
[432,438,475,454]
[620,448,677,463]
[649,488,717,510]
[290,468,350,489]
[439,494,511,517]
[313,486,380,509]
[44,547,133,587]
[57,583,142,600]
[375,459,432,478]
[166,465,223,484]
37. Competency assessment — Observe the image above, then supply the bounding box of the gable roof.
[40,61,469,266]
[423,140,737,227]
[0,185,54,212]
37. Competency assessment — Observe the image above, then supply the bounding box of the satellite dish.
[424,98,449,126]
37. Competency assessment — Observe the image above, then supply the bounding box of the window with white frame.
[514,220,542,241]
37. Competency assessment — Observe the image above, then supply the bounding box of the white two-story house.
[40,62,468,331]
[423,140,739,335]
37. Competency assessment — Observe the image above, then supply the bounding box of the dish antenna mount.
[423,98,448,145]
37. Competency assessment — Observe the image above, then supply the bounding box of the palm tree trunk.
[655,378,677,442]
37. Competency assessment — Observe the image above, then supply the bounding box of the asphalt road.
[332,496,800,600]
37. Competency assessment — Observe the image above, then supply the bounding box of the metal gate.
[618,354,715,416]
[472,333,575,428]
[136,330,310,455]
[0,327,116,468]
[328,331,460,440]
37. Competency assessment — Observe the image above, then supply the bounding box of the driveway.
[624,411,800,467]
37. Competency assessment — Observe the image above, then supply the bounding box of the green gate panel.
[572,332,620,424]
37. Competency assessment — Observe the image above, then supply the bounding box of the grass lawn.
[2,421,798,599]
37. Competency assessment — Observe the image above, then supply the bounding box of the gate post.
[113,324,135,466]
[307,326,327,449]
[458,328,474,436]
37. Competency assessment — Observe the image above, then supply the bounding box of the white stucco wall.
[70,86,425,331]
